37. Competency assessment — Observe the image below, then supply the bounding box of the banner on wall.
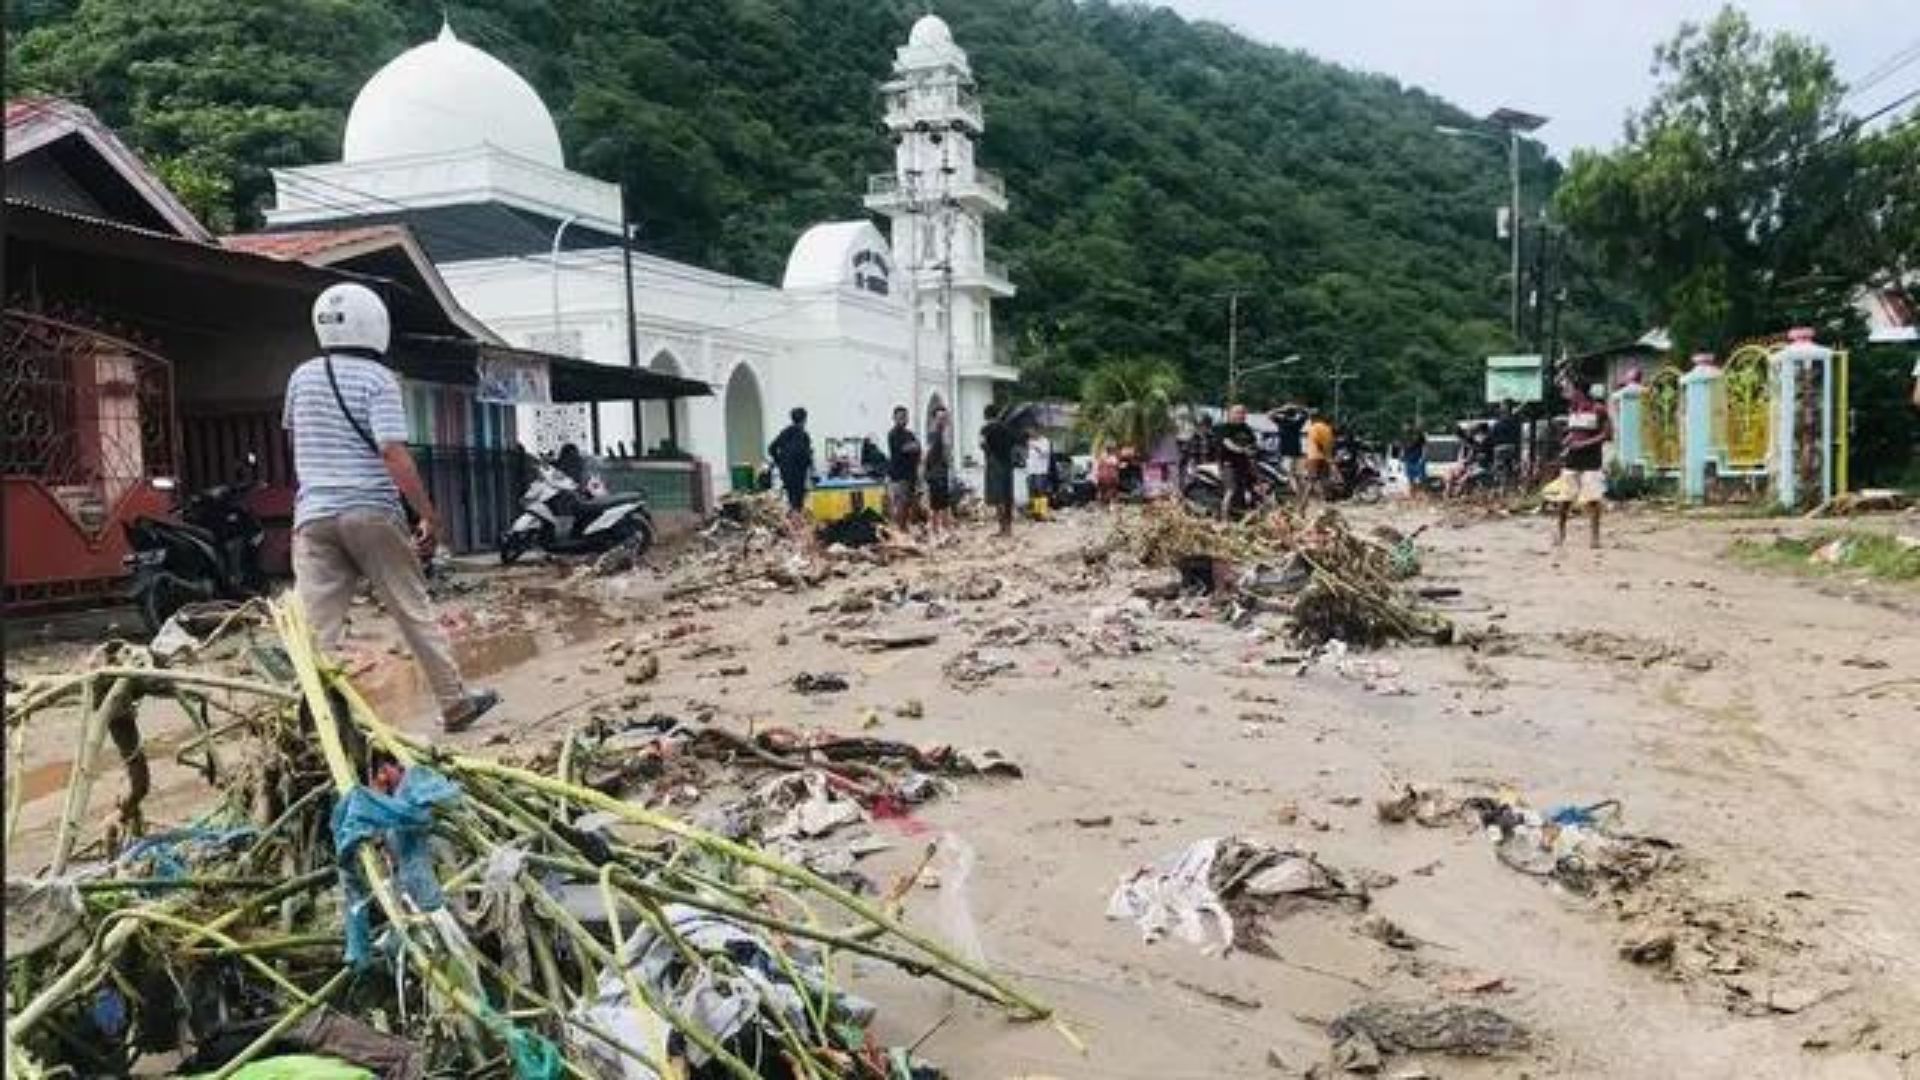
[476,351,552,405]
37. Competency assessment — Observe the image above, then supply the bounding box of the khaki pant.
[294,510,463,713]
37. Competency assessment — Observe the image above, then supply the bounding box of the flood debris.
[3,598,1053,1079]
[942,648,1017,689]
[791,671,851,694]
[1378,787,1676,896]
[1099,504,1452,647]
[1105,837,1369,956]
[1325,1002,1527,1070]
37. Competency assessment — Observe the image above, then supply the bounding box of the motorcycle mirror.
[152,476,178,491]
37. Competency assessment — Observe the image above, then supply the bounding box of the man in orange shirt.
[1300,407,1336,505]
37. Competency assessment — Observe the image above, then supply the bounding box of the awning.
[394,334,713,402]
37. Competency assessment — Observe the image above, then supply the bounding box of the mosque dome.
[342,22,564,168]
[908,14,953,48]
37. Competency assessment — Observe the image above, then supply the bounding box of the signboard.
[477,352,552,405]
[1485,354,1544,405]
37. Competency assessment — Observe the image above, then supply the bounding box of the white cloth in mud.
[1106,836,1236,955]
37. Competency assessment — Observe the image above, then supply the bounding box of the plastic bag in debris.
[573,904,877,1074]
[200,1055,375,1080]
[116,825,258,879]
[330,765,462,967]
[4,878,86,959]
[759,770,866,840]
[931,834,988,968]
[1106,837,1236,955]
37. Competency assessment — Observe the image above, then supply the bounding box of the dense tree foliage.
[1556,9,1918,354]
[10,0,1648,432]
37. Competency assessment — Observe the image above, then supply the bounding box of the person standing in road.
[980,404,1018,538]
[768,407,814,527]
[1400,423,1428,497]
[1551,382,1612,549]
[284,283,498,733]
[1214,404,1259,519]
[886,405,923,530]
[1025,430,1052,519]
[924,405,955,539]
[1300,407,1336,505]
[1271,403,1308,486]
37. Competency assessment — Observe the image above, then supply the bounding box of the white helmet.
[312,282,390,354]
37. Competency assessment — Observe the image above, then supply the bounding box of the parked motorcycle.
[498,459,654,565]
[123,456,267,634]
[1329,436,1385,503]
[1182,456,1293,516]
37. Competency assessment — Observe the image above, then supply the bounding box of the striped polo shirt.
[283,354,410,528]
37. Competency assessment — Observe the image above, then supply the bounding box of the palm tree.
[1078,357,1185,453]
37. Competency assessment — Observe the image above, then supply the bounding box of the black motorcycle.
[123,458,267,634]
[1182,455,1292,517]
[1329,436,1385,504]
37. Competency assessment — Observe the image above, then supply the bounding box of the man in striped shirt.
[285,283,498,732]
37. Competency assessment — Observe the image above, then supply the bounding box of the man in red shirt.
[1552,382,1612,550]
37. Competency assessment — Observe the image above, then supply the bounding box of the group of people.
[1186,402,1339,517]
[278,284,1628,743]
[765,402,1033,541]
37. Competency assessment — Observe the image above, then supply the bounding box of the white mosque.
[261,14,1015,492]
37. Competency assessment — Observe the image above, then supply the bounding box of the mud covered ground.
[9,502,1918,1078]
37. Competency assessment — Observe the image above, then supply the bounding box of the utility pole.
[1325,357,1359,427]
[1439,108,1546,348]
[1508,126,1522,342]
[1222,291,1245,403]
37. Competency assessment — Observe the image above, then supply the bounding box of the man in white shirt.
[1025,432,1052,516]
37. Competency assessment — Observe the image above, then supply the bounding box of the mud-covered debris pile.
[3,599,1050,1079]
[1099,504,1451,647]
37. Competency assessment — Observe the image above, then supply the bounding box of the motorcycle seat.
[574,494,641,515]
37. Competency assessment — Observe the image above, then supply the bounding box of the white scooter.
[498,460,654,565]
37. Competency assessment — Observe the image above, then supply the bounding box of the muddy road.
[9,504,1917,1078]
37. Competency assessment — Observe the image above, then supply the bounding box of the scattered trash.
[1328,1002,1527,1065]
[943,648,1016,689]
[1619,929,1677,966]
[791,671,851,694]
[845,630,941,652]
[1106,837,1368,956]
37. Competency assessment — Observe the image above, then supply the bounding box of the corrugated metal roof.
[222,226,408,260]
[5,95,212,242]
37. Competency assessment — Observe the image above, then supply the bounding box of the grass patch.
[1730,530,1920,583]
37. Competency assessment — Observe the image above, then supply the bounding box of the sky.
[1158,0,1916,158]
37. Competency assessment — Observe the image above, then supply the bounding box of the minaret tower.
[865,14,1014,420]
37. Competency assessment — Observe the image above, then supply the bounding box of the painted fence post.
[1680,353,1723,504]
[1610,381,1645,474]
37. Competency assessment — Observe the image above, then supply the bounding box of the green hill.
[7,0,1643,430]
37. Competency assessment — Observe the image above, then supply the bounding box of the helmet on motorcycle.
[312,283,391,355]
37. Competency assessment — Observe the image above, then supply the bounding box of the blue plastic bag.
[329,765,461,967]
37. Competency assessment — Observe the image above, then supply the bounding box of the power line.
[1844,36,1920,104]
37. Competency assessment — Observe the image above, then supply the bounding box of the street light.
[1232,353,1299,401]
[1438,107,1547,345]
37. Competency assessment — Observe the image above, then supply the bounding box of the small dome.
[908,14,953,47]
[343,22,564,168]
